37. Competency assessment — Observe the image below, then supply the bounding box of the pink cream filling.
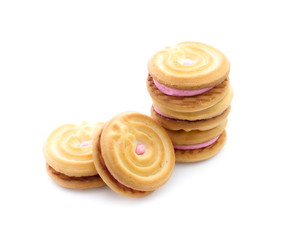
[153,78,213,97]
[174,135,219,150]
[105,162,132,189]
[153,105,176,119]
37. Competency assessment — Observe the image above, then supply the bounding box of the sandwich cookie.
[92,112,175,198]
[148,41,230,90]
[166,119,227,147]
[147,75,230,112]
[174,131,227,163]
[44,122,105,189]
[165,120,227,162]
[151,105,231,131]
[152,86,233,122]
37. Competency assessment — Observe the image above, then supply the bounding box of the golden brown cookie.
[147,74,230,112]
[151,105,231,131]
[175,131,227,163]
[148,41,230,90]
[92,112,175,198]
[166,119,227,145]
[46,163,104,189]
[43,122,105,189]
[153,86,233,121]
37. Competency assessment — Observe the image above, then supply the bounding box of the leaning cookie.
[43,122,105,189]
[92,112,175,198]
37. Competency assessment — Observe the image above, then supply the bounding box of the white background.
[1,0,288,239]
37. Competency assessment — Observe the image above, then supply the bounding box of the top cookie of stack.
[147,42,233,163]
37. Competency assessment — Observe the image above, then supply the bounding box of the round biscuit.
[175,131,227,163]
[93,112,175,197]
[153,86,233,121]
[166,119,227,145]
[148,41,230,90]
[151,105,231,131]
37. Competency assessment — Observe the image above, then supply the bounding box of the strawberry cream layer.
[105,162,132,188]
[153,78,213,97]
[174,135,219,150]
[153,105,176,119]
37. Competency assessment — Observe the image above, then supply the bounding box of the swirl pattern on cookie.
[44,122,104,177]
[93,112,175,197]
[148,42,230,90]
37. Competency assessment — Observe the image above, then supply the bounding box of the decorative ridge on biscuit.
[148,41,230,90]
[43,121,105,189]
[92,111,175,198]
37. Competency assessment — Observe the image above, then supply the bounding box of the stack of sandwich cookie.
[92,112,175,198]
[147,41,233,162]
[43,122,106,189]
